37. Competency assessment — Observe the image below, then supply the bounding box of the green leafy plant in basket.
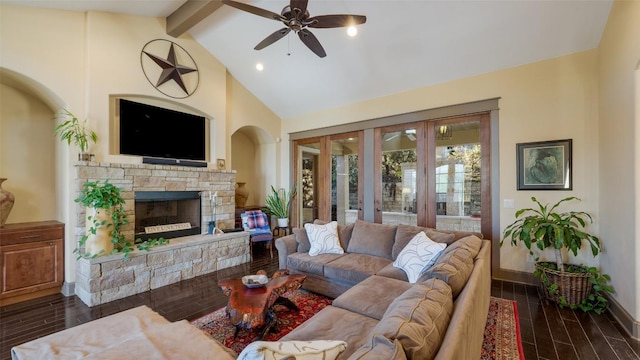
[75,180,169,259]
[500,196,614,314]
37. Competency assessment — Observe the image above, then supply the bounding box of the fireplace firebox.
[134,191,201,242]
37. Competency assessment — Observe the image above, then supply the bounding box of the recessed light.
[256,63,264,71]
[347,26,357,37]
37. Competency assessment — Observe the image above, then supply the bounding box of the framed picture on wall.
[516,139,572,190]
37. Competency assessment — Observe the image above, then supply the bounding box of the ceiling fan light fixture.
[256,62,264,71]
[347,26,357,37]
[222,0,366,58]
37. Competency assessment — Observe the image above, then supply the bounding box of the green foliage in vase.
[54,109,98,153]
[74,180,169,259]
[264,184,297,219]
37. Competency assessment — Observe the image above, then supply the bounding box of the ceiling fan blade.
[298,28,326,58]
[307,14,367,29]
[290,0,308,19]
[222,0,284,21]
[254,28,291,50]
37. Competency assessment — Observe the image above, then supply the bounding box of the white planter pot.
[277,218,289,228]
[85,206,115,256]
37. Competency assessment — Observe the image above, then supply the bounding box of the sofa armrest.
[275,234,298,269]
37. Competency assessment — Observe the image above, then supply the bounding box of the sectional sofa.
[274,219,491,359]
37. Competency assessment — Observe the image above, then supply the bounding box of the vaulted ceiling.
[6,0,613,119]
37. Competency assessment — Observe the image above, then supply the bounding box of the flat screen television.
[119,99,206,161]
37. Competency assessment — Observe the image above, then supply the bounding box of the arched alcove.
[0,67,66,224]
[231,125,277,207]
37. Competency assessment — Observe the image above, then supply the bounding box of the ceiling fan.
[221,0,366,58]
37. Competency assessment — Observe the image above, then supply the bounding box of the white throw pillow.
[305,221,344,256]
[393,231,447,283]
[237,340,347,360]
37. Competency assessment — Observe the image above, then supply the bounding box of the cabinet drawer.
[0,227,63,245]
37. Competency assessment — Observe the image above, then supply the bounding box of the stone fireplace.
[74,161,250,306]
[75,161,237,243]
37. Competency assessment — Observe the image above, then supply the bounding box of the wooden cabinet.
[0,221,64,306]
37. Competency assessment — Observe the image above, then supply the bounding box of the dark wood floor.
[1,244,638,360]
[493,280,640,360]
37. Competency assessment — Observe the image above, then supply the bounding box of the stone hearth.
[75,232,249,306]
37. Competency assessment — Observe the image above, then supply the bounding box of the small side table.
[273,227,289,238]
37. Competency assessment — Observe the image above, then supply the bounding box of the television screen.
[119,99,206,161]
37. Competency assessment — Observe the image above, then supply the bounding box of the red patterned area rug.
[482,296,525,360]
[191,289,332,355]
[192,290,524,359]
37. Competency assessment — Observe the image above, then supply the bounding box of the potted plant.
[500,196,614,313]
[54,108,98,161]
[75,180,168,258]
[263,184,297,228]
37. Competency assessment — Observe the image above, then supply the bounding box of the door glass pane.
[299,144,320,226]
[380,128,417,226]
[434,121,481,233]
[331,137,359,225]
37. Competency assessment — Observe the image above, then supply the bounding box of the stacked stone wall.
[75,232,249,306]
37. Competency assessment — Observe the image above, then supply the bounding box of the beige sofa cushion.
[392,224,456,260]
[375,263,409,282]
[348,335,407,360]
[294,227,312,253]
[371,278,452,360]
[281,306,380,359]
[347,219,397,260]
[332,275,412,320]
[323,253,392,284]
[419,235,483,298]
[287,252,344,276]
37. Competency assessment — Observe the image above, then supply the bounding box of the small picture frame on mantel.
[216,158,226,170]
[516,139,572,190]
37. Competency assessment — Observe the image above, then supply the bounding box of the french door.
[292,113,491,240]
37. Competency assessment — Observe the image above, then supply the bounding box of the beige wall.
[0,4,281,283]
[598,0,640,323]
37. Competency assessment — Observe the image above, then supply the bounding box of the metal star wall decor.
[140,39,199,98]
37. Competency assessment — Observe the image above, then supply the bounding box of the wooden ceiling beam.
[166,0,224,38]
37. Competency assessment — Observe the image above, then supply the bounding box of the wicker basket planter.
[536,262,592,306]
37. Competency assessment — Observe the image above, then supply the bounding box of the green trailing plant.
[263,184,297,219]
[500,196,614,313]
[54,108,98,153]
[75,180,168,259]
[535,262,613,314]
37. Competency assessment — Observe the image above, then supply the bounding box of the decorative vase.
[0,178,15,227]
[235,182,249,208]
[84,206,115,255]
[277,218,289,228]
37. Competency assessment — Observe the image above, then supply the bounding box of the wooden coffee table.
[218,271,306,339]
